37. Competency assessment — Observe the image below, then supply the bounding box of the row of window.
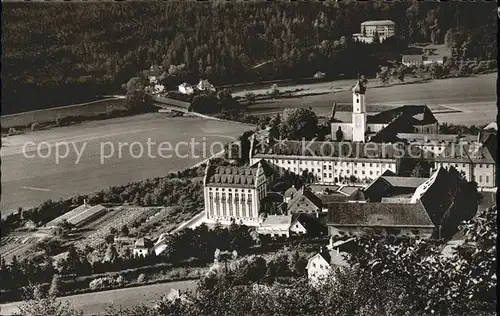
[208,187,253,192]
[276,159,392,168]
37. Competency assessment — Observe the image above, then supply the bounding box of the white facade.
[289,219,308,235]
[133,247,152,257]
[353,20,395,43]
[204,163,269,227]
[307,254,332,286]
[250,156,397,185]
[352,91,367,142]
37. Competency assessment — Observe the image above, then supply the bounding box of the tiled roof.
[382,176,428,188]
[253,140,402,160]
[319,193,349,204]
[327,201,434,227]
[284,186,298,198]
[339,186,361,196]
[135,237,154,248]
[434,144,473,163]
[205,165,258,188]
[288,186,323,210]
[368,105,437,125]
[361,20,395,26]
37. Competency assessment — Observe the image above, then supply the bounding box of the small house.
[133,237,154,257]
[306,247,349,286]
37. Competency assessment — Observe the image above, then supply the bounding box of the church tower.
[352,79,367,142]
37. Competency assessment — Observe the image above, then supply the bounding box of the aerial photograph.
[0,1,497,315]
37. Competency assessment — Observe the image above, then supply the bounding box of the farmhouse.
[133,237,154,257]
[306,247,349,286]
[286,186,323,215]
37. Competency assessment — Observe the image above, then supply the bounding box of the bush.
[88,277,115,290]
[486,60,496,70]
[115,275,125,285]
[8,127,18,135]
[31,122,40,131]
[137,273,146,283]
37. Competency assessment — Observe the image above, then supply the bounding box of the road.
[0,280,197,315]
[1,114,253,217]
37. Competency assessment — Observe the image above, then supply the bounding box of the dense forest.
[1,1,496,114]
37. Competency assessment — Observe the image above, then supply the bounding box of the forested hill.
[1,1,496,114]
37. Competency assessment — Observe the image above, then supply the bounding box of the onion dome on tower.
[351,79,367,94]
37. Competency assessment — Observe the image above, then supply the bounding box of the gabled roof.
[288,186,323,210]
[368,105,437,126]
[291,213,323,233]
[327,201,434,227]
[135,237,154,248]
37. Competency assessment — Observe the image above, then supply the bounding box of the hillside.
[1,1,496,114]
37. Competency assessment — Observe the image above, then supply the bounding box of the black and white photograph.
[0,1,497,315]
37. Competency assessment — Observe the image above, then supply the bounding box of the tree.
[48,274,61,297]
[372,31,380,44]
[18,284,83,316]
[410,162,424,177]
[120,225,129,236]
[376,66,391,85]
[280,108,319,140]
[104,244,119,263]
[266,252,290,279]
[428,62,444,79]
[244,92,256,105]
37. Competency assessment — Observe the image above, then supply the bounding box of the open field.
[245,73,496,125]
[1,115,253,217]
[0,280,197,316]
